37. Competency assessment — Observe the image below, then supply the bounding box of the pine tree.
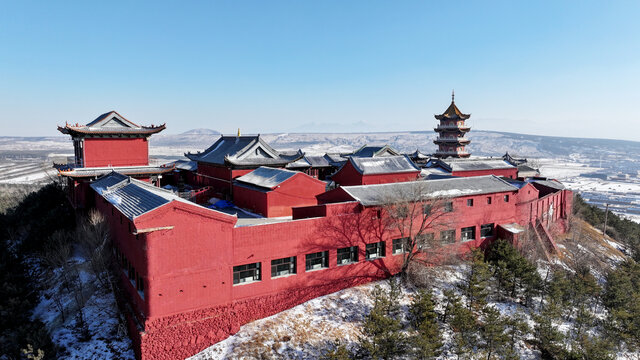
[486,239,542,306]
[409,290,442,359]
[462,249,491,311]
[323,340,353,360]
[543,269,570,320]
[447,291,477,358]
[358,285,406,359]
[503,312,530,360]
[533,306,565,358]
[480,306,507,360]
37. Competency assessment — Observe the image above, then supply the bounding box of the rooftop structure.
[331,155,421,186]
[350,144,400,157]
[186,135,303,167]
[434,91,471,158]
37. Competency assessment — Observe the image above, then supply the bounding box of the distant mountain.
[180,129,221,135]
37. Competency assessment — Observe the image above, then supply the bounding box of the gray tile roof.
[430,158,516,172]
[235,166,299,190]
[349,155,421,175]
[340,175,518,206]
[351,145,400,157]
[91,172,195,220]
[531,179,565,191]
[185,135,302,166]
[305,155,332,167]
[58,164,174,178]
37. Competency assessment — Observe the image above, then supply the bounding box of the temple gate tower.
[434,91,471,158]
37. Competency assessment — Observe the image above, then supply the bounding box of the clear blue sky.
[1,1,639,140]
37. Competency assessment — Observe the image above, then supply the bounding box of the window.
[461,226,476,242]
[467,199,474,207]
[366,241,386,260]
[487,197,492,205]
[392,238,410,254]
[417,233,435,250]
[337,246,358,265]
[440,230,455,244]
[306,251,329,271]
[271,256,297,278]
[233,263,261,285]
[481,223,494,238]
[444,202,453,212]
[422,203,432,215]
[504,195,510,202]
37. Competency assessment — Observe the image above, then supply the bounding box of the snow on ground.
[537,158,601,180]
[30,256,135,359]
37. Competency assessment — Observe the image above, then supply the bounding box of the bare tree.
[375,181,457,280]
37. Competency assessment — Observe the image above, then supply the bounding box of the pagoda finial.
[237,128,241,137]
[452,89,455,103]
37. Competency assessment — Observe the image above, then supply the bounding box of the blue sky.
[1,1,639,139]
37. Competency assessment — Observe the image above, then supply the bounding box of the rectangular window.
[440,230,456,244]
[392,238,410,254]
[481,223,495,238]
[504,195,509,202]
[337,246,358,265]
[444,202,453,212]
[461,226,476,242]
[422,203,432,215]
[271,256,297,278]
[467,199,473,207]
[305,251,329,271]
[366,241,386,260]
[233,263,261,285]
[417,233,435,250]
[487,197,492,205]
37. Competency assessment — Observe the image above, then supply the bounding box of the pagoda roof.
[435,101,470,120]
[58,111,166,136]
[185,135,303,167]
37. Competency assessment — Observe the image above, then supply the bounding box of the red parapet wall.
[135,274,386,360]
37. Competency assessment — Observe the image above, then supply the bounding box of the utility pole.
[603,203,609,238]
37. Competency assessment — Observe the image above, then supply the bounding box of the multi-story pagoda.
[434,91,471,158]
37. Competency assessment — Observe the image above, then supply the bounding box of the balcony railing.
[434,125,471,131]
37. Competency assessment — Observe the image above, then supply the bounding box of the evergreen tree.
[486,239,542,306]
[462,249,491,311]
[409,290,442,359]
[503,312,530,360]
[447,291,477,358]
[543,269,571,320]
[480,306,507,360]
[323,340,353,360]
[533,306,565,359]
[358,285,406,359]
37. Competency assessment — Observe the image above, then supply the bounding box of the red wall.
[451,168,518,179]
[83,138,149,167]
[331,161,420,186]
[91,176,573,360]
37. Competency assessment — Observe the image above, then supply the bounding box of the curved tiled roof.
[57,111,166,136]
[349,155,421,175]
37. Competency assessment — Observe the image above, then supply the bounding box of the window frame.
[487,196,492,205]
[444,201,453,212]
[461,226,476,242]
[392,237,410,254]
[271,256,297,278]
[466,199,474,207]
[480,223,495,238]
[233,262,262,285]
[416,233,435,250]
[504,194,510,202]
[305,251,329,271]
[337,246,359,265]
[366,241,386,260]
[440,229,456,244]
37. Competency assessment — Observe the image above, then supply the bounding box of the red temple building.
[56,98,574,360]
[434,91,471,158]
[331,155,421,186]
[56,111,171,208]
